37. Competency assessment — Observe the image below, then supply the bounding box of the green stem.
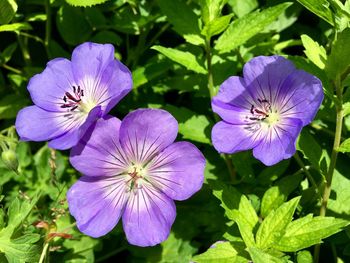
[2,64,22,74]
[314,76,343,263]
[294,153,320,197]
[17,35,31,66]
[205,38,236,181]
[44,0,52,58]
[39,242,49,263]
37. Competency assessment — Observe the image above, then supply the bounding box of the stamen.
[60,86,84,112]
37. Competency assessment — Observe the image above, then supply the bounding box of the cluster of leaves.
[0,0,350,262]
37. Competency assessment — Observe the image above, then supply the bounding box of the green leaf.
[158,0,202,44]
[0,195,41,263]
[230,210,256,247]
[151,45,207,74]
[300,34,327,69]
[0,22,32,32]
[199,0,227,24]
[248,247,286,263]
[192,241,249,263]
[215,2,291,53]
[202,14,233,38]
[327,169,350,218]
[297,250,313,263]
[326,28,350,80]
[0,0,17,25]
[343,102,350,117]
[296,0,334,25]
[256,197,300,249]
[162,104,212,144]
[261,174,303,218]
[212,182,259,229]
[56,5,92,45]
[228,0,258,18]
[65,0,109,7]
[0,94,29,120]
[273,215,349,252]
[0,43,18,65]
[132,60,173,89]
[338,138,350,152]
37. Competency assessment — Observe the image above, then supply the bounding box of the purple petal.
[28,58,76,111]
[211,121,263,154]
[48,106,102,150]
[277,70,324,126]
[97,59,133,114]
[67,176,128,238]
[212,76,255,124]
[70,115,129,177]
[122,184,176,246]
[15,105,75,143]
[243,56,296,103]
[119,109,178,163]
[71,42,114,85]
[147,141,205,201]
[253,118,303,166]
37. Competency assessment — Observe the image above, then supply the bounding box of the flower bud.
[1,149,18,173]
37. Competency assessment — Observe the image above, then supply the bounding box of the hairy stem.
[205,38,236,180]
[39,242,49,263]
[314,76,343,263]
[44,0,52,58]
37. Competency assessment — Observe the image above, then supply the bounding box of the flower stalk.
[314,76,344,263]
[205,38,236,181]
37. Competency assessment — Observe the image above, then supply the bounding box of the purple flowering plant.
[16,42,132,150]
[2,1,350,262]
[67,109,205,246]
[211,56,324,165]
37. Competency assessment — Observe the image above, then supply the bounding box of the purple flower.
[211,56,323,166]
[15,42,132,150]
[67,109,205,246]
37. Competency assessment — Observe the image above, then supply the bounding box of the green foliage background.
[0,0,350,262]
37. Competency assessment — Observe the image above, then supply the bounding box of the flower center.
[127,164,146,191]
[60,86,95,113]
[249,98,271,121]
[264,111,280,125]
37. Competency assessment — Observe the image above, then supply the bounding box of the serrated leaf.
[65,0,109,7]
[199,0,227,24]
[215,2,291,53]
[0,0,17,25]
[326,28,350,80]
[212,182,259,229]
[202,14,233,38]
[261,174,303,218]
[0,22,32,32]
[248,247,286,263]
[327,169,350,217]
[192,241,248,263]
[152,45,207,74]
[296,0,334,25]
[230,210,256,247]
[338,138,350,153]
[273,215,349,252]
[256,197,300,249]
[300,35,327,69]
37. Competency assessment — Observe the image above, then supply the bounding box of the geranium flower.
[15,42,132,150]
[211,56,323,166]
[67,109,205,246]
